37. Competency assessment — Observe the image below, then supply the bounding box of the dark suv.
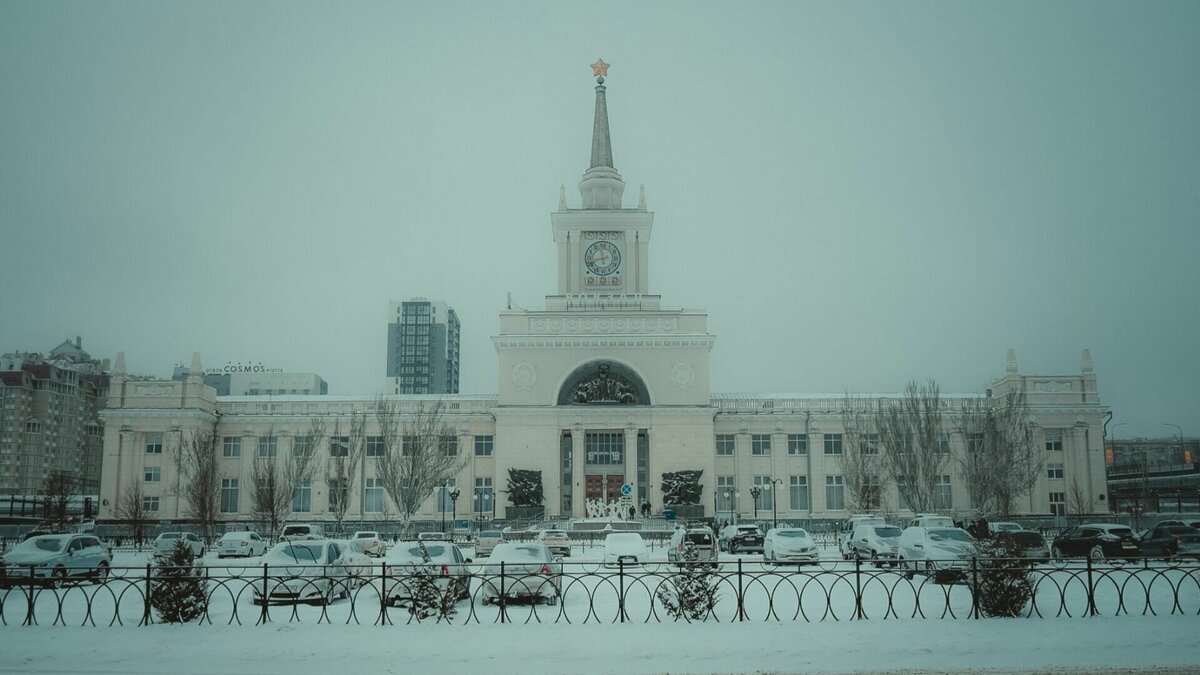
[1138,525,1200,560]
[1051,524,1139,561]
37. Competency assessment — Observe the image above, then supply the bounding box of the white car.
[989,522,1023,536]
[338,538,380,586]
[352,531,386,557]
[907,514,955,529]
[252,540,351,605]
[475,543,561,606]
[897,526,975,578]
[417,532,451,542]
[602,532,648,567]
[848,523,903,566]
[153,532,205,559]
[217,531,267,558]
[763,527,819,564]
[536,529,572,557]
[838,515,885,559]
[278,523,324,542]
[372,540,473,607]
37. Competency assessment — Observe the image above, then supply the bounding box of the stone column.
[735,429,751,519]
[1074,424,1092,507]
[624,425,638,516]
[570,426,584,517]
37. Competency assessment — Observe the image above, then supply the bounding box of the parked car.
[719,524,764,554]
[352,531,387,557]
[838,515,886,559]
[1051,524,1140,561]
[848,523,903,566]
[474,530,506,559]
[0,534,112,588]
[1139,525,1200,560]
[279,524,324,542]
[907,514,955,530]
[417,532,451,542]
[667,526,718,566]
[602,532,648,567]
[536,529,572,557]
[252,540,351,605]
[217,531,267,558]
[373,540,473,606]
[153,532,205,559]
[988,522,1023,536]
[897,526,974,579]
[763,527,819,564]
[475,543,561,606]
[994,530,1050,564]
[339,538,380,584]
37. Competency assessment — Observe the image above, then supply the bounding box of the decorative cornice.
[493,335,715,350]
[528,316,680,334]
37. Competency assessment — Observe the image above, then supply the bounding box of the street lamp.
[768,478,783,530]
[749,486,761,521]
[1165,423,1183,447]
[449,487,461,533]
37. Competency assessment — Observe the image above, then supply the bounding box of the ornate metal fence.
[3,557,1198,627]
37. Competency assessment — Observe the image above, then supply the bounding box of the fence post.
[970,557,979,620]
[499,561,507,624]
[142,563,152,626]
[379,561,389,625]
[618,559,626,623]
[1085,555,1096,617]
[260,563,269,624]
[23,565,35,626]
[737,558,746,622]
[854,557,864,620]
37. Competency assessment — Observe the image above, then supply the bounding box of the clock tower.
[551,59,653,297]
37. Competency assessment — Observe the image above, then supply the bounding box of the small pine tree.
[969,537,1033,618]
[656,545,719,621]
[150,538,208,623]
[407,570,459,621]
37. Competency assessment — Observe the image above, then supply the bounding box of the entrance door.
[605,475,625,502]
[585,475,605,501]
[585,474,627,503]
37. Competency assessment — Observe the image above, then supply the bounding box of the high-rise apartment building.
[386,299,460,394]
[0,338,110,496]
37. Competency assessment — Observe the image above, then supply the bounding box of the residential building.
[386,299,460,394]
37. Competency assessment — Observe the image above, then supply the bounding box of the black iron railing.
[2,557,1198,627]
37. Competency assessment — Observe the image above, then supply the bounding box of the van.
[838,514,886,559]
[667,526,718,567]
[279,523,324,542]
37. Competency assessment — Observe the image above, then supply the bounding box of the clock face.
[584,240,621,276]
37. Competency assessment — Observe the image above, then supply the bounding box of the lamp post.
[750,486,761,521]
[1165,423,1183,447]
[769,478,783,530]
[450,487,460,533]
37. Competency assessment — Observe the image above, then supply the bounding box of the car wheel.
[1089,545,1105,561]
[50,567,67,589]
[872,551,881,569]
[900,558,913,580]
[1162,546,1175,561]
[321,584,335,606]
[94,562,110,584]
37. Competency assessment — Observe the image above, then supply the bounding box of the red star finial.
[591,59,610,77]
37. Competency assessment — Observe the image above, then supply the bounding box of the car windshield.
[1107,528,1134,538]
[281,527,311,536]
[1165,526,1199,535]
[15,536,68,553]
[776,529,809,538]
[219,533,243,541]
[928,529,972,543]
[354,532,377,538]
[874,527,902,538]
[270,543,324,562]
[686,532,713,545]
[543,531,568,538]
[492,545,547,561]
[159,533,180,540]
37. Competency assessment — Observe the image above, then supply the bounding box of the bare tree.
[42,470,75,530]
[839,395,888,512]
[250,421,322,540]
[326,415,363,535]
[374,398,466,534]
[171,429,221,544]
[955,392,1043,517]
[117,481,148,546]
[1067,477,1090,523]
[876,380,950,514]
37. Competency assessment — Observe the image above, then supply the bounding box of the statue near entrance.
[570,364,641,405]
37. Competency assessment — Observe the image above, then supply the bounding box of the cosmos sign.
[204,361,283,375]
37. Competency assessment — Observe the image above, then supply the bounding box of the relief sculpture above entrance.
[557,361,650,405]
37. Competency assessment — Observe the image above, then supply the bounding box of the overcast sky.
[2,2,1197,437]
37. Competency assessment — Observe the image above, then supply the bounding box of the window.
[585,432,624,465]
[752,476,773,510]
[293,436,313,457]
[220,478,239,513]
[863,433,880,455]
[474,435,494,456]
[933,475,952,510]
[328,479,346,512]
[474,477,493,513]
[1045,429,1064,452]
[363,479,384,513]
[751,434,771,456]
[1047,463,1064,479]
[329,436,349,457]
[1049,491,1066,517]
[143,496,159,513]
[717,475,736,511]
[292,480,311,513]
[825,475,845,511]
[789,475,809,510]
[824,434,843,455]
[439,435,457,456]
[862,475,882,510]
[936,433,951,455]
[257,436,277,458]
[145,433,163,455]
[365,436,385,457]
[223,436,241,458]
[144,466,160,483]
[715,434,735,456]
[967,433,984,454]
[787,434,808,455]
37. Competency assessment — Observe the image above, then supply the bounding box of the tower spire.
[579,59,625,209]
